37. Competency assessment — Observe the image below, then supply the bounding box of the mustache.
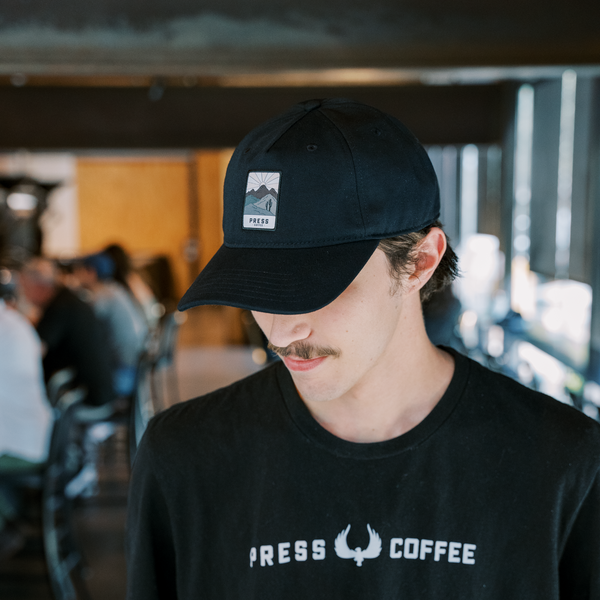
[267,341,340,360]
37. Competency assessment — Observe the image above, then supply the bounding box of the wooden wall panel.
[77,151,247,346]
[187,149,245,345]
[77,157,190,297]
[195,149,233,269]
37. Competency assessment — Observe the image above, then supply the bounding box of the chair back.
[46,387,87,468]
[42,386,89,600]
[129,352,155,463]
[2,383,89,600]
[154,312,182,368]
[46,368,77,407]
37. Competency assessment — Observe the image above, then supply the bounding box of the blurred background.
[1,0,600,598]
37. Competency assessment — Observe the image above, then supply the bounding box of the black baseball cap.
[179,98,440,315]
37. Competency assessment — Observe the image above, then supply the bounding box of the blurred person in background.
[103,243,163,330]
[0,268,53,560]
[75,252,148,397]
[19,257,113,406]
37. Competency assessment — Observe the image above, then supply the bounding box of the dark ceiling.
[0,1,597,149]
[0,0,599,75]
[0,84,507,149]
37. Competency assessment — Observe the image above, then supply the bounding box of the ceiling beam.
[0,84,505,149]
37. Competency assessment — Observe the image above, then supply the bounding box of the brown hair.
[377,220,459,302]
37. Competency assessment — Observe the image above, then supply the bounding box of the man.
[127,99,600,598]
[0,268,53,560]
[20,257,113,406]
[75,252,148,397]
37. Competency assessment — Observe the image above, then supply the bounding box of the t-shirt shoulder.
[142,362,282,449]
[466,356,600,459]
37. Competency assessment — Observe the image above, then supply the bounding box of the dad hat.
[179,98,440,315]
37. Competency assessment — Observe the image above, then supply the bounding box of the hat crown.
[223,98,440,249]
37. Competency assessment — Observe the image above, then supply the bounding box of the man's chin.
[290,375,341,404]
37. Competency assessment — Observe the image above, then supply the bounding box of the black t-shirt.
[126,350,600,599]
[37,286,113,406]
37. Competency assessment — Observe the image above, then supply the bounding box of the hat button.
[301,99,323,112]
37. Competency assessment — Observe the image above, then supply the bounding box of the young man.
[126,99,600,599]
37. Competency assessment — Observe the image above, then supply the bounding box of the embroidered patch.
[243,171,280,230]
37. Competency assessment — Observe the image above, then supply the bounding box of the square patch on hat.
[243,171,280,230]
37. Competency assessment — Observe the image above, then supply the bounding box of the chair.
[154,311,182,369]
[42,386,91,600]
[150,311,183,411]
[71,346,159,470]
[127,312,183,463]
[45,367,77,407]
[3,371,90,600]
[128,351,154,464]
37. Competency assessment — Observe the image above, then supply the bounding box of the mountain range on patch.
[246,184,278,200]
[244,182,278,216]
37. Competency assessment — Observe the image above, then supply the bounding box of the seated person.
[103,243,163,330]
[75,252,148,397]
[0,268,53,560]
[19,257,114,406]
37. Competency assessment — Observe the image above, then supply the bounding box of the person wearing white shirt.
[0,281,53,560]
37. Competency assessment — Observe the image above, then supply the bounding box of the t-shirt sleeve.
[126,425,177,600]
[559,466,600,599]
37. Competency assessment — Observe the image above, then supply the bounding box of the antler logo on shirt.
[334,524,382,566]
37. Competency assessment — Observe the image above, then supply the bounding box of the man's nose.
[263,313,311,349]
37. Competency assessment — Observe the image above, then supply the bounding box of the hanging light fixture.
[6,189,39,216]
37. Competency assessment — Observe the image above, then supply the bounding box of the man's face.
[74,265,97,290]
[252,249,415,405]
[20,273,54,308]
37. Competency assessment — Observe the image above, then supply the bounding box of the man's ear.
[408,227,446,293]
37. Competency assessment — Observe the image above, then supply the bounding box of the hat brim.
[178,239,380,315]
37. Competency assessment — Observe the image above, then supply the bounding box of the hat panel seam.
[355,111,411,235]
[381,113,421,146]
[318,108,367,236]
[229,110,301,167]
[324,104,392,235]
[264,110,312,153]
[380,113,440,203]
[382,113,437,186]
